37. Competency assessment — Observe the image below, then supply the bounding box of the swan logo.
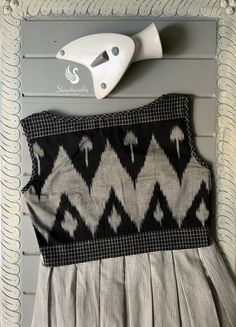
[56,65,88,95]
[65,65,80,84]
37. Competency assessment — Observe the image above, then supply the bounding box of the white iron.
[56,23,163,99]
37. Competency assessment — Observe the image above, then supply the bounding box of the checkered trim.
[40,227,212,267]
[20,134,39,194]
[183,97,211,169]
[20,93,188,139]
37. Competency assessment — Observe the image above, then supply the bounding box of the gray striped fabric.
[31,239,236,327]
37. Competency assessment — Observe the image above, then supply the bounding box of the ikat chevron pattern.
[24,126,211,245]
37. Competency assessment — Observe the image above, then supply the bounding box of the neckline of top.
[42,93,181,122]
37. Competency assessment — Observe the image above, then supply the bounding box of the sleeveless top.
[20,93,212,267]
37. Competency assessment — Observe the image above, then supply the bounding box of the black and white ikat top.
[20,94,212,267]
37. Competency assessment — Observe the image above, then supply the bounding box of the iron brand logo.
[56,65,89,95]
[65,65,80,84]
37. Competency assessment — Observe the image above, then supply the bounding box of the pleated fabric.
[31,239,236,327]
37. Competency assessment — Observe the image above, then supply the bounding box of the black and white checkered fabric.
[21,93,187,139]
[40,227,211,267]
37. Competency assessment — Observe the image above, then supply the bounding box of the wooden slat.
[22,294,36,327]
[22,255,40,292]
[22,19,217,58]
[195,136,215,165]
[22,59,216,97]
[21,210,39,252]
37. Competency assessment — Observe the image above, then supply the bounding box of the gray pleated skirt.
[31,239,236,327]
